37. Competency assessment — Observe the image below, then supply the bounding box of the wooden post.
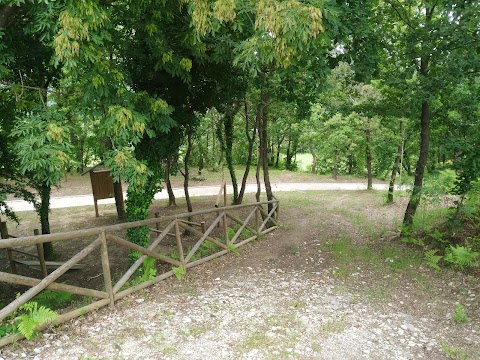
[155,212,161,231]
[255,206,260,240]
[34,229,48,278]
[200,221,206,234]
[94,199,99,218]
[1,221,17,274]
[223,211,229,248]
[174,219,185,268]
[100,231,114,308]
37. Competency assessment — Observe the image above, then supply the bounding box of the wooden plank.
[0,237,101,322]
[186,249,229,268]
[258,205,278,227]
[10,248,38,258]
[259,203,279,232]
[106,234,181,267]
[214,181,226,208]
[227,207,257,244]
[13,260,85,270]
[149,228,175,237]
[182,213,223,263]
[113,220,177,294]
[0,298,111,348]
[174,220,185,267]
[0,272,108,299]
[114,270,175,301]
[178,219,202,227]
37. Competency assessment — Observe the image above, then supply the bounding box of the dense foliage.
[0,1,478,266]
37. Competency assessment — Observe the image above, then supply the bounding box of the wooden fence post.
[100,231,115,308]
[174,220,185,269]
[255,206,259,240]
[155,212,161,231]
[34,229,48,278]
[223,211,229,248]
[200,221,206,234]
[1,221,17,274]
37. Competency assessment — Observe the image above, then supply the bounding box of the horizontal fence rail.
[0,198,279,347]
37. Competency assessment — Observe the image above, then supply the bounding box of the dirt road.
[5,182,405,212]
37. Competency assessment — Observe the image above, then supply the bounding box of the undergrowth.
[402,174,480,271]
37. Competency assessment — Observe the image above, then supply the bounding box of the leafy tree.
[374,0,480,228]
[11,106,72,258]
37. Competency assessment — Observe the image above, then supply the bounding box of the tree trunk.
[260,92,274,213]
[309,144,317,174]
[184,132,193,213]
[285,139,292,169]
[38,184,54,260]
[237,98,257,205]
[403,100,430,227]
[224,109,238,204]
[348,153,353,175]
[113,180,125,220]
[365,125,373,190]
[403,4,432,227]
[387,120,404,203]
[165,157,176,207]
[275,140,281,168]
[255,102,263,203]
[333,151,339,180]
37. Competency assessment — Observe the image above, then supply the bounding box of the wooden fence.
[0,197,279,347]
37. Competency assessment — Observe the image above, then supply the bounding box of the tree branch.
[385,0,414,30]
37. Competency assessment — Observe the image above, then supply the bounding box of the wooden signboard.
[90,170,119,217]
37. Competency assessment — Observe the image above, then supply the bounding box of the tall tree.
[374,0,480,227]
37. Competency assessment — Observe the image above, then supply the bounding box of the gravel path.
[0,237,464,360]
[5,182,405,212]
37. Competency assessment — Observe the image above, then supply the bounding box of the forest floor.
[1,170,479,359]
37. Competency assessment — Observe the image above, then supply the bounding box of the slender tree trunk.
[255,102,262,203]
[183,132,193,213]
[165,157,176,207]
[198,155,204,175]
[224,109,238,204]
[38,184,54,260]
[387,120,404,203]
[333,151,339,180]
[285,139,292,169]
[403,6,432,227]
[260,92,274,213]
[403,100,430,227]
[365,124,373,190]
[309,145,317,174]
[275,141,281,168]
[237,98,257,205]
